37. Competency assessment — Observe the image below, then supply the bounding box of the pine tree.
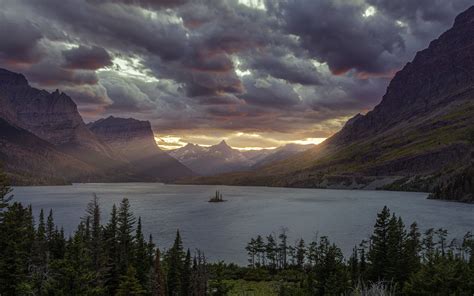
[85,194,103,274]
[190,251,208,296]
[118,198,136,275]
[296,238,306,269]
[386,214,406,284]
[152,248,166,296]
[349,245,359,284]
[403,222,421,282]
[265,234,278,270]
[245,238,257,267]
[135,217,150,290]
[255,235,265,266]
[31,208,48,293]
[0,202,35,295]
[307,239,318,267]
[167,230,185,296]
[181,249,192,296]
[117,266,146,296]
[104,204,120,294]
[0,166,12,221]
[368,206,391,281]
[46,209,55,243]
[278,229,288,269]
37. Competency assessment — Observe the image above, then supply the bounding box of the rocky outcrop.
[0,68,118,162]
[88,116,194,181]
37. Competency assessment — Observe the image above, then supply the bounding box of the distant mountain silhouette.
[169,141,314,176]
[88,116,195,181]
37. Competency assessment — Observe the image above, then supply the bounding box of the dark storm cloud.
[367,0,473,24]
[24,0,189,61]
[0,14,43,65]
[246,53,321,85]
[240,75,301,107]
[275,0,405,75]
[62,45,113,70]
[90,0,189,9]
[25,61,99,86]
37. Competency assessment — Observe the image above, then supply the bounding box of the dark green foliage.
[242,206,474,295]
[0,202,35,295]
[166,230,185,296]
[367,205,391,281]
[118,198,136,274]
[208,262,233,296]
[117,266,146,296]
[0,166,12,218]
[181,249,192,296]
[430,166,474,202]
[152,248,166,296]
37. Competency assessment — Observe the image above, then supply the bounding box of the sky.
[0,0,471,150]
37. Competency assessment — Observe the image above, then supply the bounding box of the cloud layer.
[0,0,471,148]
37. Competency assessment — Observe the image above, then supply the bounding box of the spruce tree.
[167,230,185,296]
[403,222,421,282]
[368,206,391,281]
[85,194,103,274]
[255,235,265,266]
[386,214,405,284]
[104,204,120,294]
[296,238,306,269]
[118,198,136,275]
[245,238,257,267]
[181,249,192,296]
[265,235,278,270]
[46,209,55,243]
[117,266,146,296]
[278,230,288,269]
[152,248,166,296]
[0,166,12,221]
[0,202,35,295]
[135,217,150,290]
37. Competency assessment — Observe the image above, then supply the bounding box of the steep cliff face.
[190,6,474,201]
[88,116,195,181]
[332,6,474,146]
[0,68,116,160]
[0,118,100,185]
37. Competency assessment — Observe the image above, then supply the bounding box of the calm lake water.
[12,183,474,264]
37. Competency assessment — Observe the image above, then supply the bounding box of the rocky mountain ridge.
[0,69,115,159]
[169,141,314,176]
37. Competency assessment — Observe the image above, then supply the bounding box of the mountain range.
[186,6,474,202]
[0,69,310,184]
[169,141,313,176]
[0,70,193,184]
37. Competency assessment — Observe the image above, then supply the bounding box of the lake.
[11,183,474,265]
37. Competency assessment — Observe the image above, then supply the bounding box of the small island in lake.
[208,190,226,202]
